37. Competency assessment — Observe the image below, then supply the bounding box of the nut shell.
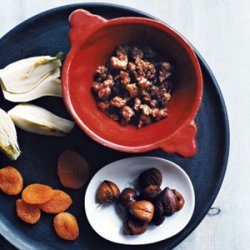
[129,200,154,222]
[96,180,120,204]
[119,188,137,209]
[139,185,161,201]
[154,187,176,217]
[123,217,148,235]
[138,168,162,189]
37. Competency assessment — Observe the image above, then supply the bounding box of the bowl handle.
[69,9,107,46]
[159,120,198,157]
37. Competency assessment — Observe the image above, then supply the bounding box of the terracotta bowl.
[62,9,203,157]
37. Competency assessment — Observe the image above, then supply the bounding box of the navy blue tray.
[0,3,229,250]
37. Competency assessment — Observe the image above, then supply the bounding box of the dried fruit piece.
[22,184,53,204]
[54,212,79,241]
[16,199,41,224]
[57,150,90,189]
[39,190,72,214]
[0,166,23,195]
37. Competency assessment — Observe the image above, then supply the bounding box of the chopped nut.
[157,91,171,106]
[125,83,139,97]
[156,108,168,121]
[137,76,152,89]
[96,66,108,80]
[134,98,141,111]
[115,71,131,86]
[151,108,160,118]
[92,82,100,92]
[98,87,111,100]
[141,90,151,102]
[140,104,152,116]
[128,62,136,71]
[98,102,110,111]
[110,96,127,108]
[150,99,158,108]
[146,63,156,79]
[110,56,128,70]
[103,79,114,88]
[116,46,130,58]
[122,106,135,122]
[138,114,152,128]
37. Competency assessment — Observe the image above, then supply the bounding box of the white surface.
[0,0,249,249]
[85,157,195,245]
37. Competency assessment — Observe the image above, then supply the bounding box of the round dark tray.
[0,3,229,250]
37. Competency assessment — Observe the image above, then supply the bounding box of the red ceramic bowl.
[62,9,203,157]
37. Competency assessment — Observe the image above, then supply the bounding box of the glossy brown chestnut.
[123,216,148,235]
[139,185,161,201]
[129,200,154,222]
[154,187,176,217]
[119,188,137,209]
[96,180,120,205]
[152,214,165,226]
[138,168,162,189]
[172,189,185,211]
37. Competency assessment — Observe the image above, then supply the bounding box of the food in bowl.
[95,167,185,235]
[91,45,174,128]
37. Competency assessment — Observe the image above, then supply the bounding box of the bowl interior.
[65,20,201,148]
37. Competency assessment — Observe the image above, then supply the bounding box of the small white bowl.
[85,156,195,245]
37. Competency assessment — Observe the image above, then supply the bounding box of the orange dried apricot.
[16,199,41,224]
[39,190,72,214]
[22,184,53,204]
[0,166,23,195]
[57,150,90,189]
[54,212,79,240]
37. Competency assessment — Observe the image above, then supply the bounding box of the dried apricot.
[39,190,72,214]
[16,199,41,224]
[22,184,53,204]
[54,212,79,240]
[0,166,23,195]
[57,150,90,189]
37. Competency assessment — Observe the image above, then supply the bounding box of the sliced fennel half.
[0,108,21,160]
[0,53,62,102]
[2,69,62,102]
[8,104,75,137]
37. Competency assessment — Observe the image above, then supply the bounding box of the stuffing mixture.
[91,45,174,128]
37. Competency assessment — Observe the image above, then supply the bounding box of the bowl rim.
[62,16,203,152]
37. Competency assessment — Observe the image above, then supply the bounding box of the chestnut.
[172,189,185,211]
[152,214,165,226]
[123,216,148,235]
[138,168,162,189]
[96,180,120,205]
[154,187,176,217]
[139,185,161,201]
[129,200,154,222]
[119,188,137,209]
